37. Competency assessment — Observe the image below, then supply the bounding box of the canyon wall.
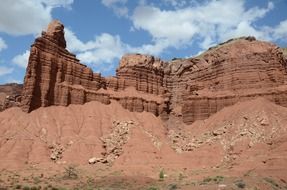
[21,20,287,124]
[166,37,287,123]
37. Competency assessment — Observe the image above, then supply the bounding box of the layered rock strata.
[21,20,169,117]
[21,20,287,124]
[168,38,287,123]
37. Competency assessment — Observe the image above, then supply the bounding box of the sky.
[0,0,287,84]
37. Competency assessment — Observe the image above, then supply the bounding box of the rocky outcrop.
[169,37,287,123]
[21,20,287,124]
[109,54,167,95]
[21,20,169,117]
[21,20,106,112]
[0,83,23,111]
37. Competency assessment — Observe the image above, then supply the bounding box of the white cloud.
[76,33,127,65]
[12,50,30,68]
[0,0,73,35]
[272,20,287,40]
[161,0,187,8]
[131,39,170,55]
[131,0,274,52]
[0,37,7,52]
[0,67,13,76]
[64,27,171,73]
[65,28,128,72]
[101,0,129,17]
[41,0,74,8]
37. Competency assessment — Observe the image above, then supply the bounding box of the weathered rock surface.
[21,20,169,118]
[174,37,287,123]
[20,20,287,125]
[0,83,23,111]
[108,54,166,95]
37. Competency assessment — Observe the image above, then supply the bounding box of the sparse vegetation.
[30,186,40,190]
[33,176,41,184]
[168,183,178,190]
[23,186,30,190]
[213,176,224,184]
[263,177,280,189]
[159,169,165,181]
[63,165,78,180]
[201,176,224,185]
[202,177,212,183]
[147,187,159,190]
[234,179,246,189]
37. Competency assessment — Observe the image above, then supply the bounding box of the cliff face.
[21,20,105,112]
[166,37,287,123]
[21,20,169,117]
[21,20,287,124]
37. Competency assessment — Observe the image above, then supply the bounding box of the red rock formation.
[0,83,22,111]
[21,20,106,112]
[112,54,167,95]
[21,20,168,117]
[168,37,287,123]
[21,20,287,125]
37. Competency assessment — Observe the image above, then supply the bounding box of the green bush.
[159,170,164,181]
[147,187,159,190]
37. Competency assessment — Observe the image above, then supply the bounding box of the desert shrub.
[168,183,178,190]
[30,186,39,190]
[213,176,224,184]
[23,186,30,190]
[159,170,164,181]
[235,180,246,189]
[178,173,184,181]
[63,166,78,180]
[263,177,280,188]
[147,187,159,190]
[203,177,212,183]
[33,177,41,184]
[201,176,224,185]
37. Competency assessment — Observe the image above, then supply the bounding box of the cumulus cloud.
[0,38,7,52]
[0,0,73,35]
[272,20,287,40]
[64,27,171,73]
[12,50,30,68]
[65,28,128,72]
[0,67,13,76]
[101,0,129,17]
[76,33,127,65]
[131,0,274,52]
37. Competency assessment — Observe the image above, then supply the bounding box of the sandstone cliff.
[167,37,287,123]
[21,20,287,124]
[21,20,169,118]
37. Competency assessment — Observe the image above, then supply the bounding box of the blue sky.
[0,0,287,84]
